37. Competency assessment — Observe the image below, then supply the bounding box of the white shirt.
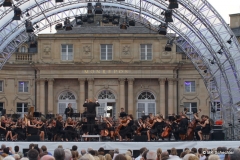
[199,155,206,160]
[113,153,119,160]
[135,155,142,160]
[168,155,182,160]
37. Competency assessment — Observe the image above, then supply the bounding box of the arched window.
[20,46,26,53]
[137,91,156,119]
[58,91,77,116]
[98,90,115,99]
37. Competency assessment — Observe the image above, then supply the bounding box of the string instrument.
[136,122,143,135]
[114,119,127,136]
[161,125,171,138]
[186,119,197,140]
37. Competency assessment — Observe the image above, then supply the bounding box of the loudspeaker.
[212,132,224,140]
[1,109,6,115]
[27,135,40,141]
[212,125,223,130]
[134,135,147,142]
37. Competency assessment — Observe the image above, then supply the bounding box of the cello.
[186,109,201,140]
[161,121,171,138]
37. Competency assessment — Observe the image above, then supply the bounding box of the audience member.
[40,155,55,160]
[81,150,87,156]
[182,154,195,160]
[27,149,39,160]
[58,145,63,149]
[41,146,52,156]
[87,148,93,153]
[64,149,72,160]
[169,148,181,160]
[188,156,199,160]
[72,145,78,152]
[208,155,220,160]
[146,151,157,160]
[71,151,79,160]
[125,151,131,157]
[13,154,20,160]
[135,147,147,160]
[229,148,240,160]
[108,151,114,159]
[127,150,132,157]
[217,147,224,160]
[142,150,149,160]
[81,153,95,160]
[98,148,105,156]
[156,148,162,160]
[114,155,126,160]
[112,149,119,160]
[39,152,48,158]
[198,148,206,160]
[3,156,15,160]
[14,146,23,159]
[161,152,169,160]
[180,152,187,159]
[54,148,65,160]
[105,154,112,160]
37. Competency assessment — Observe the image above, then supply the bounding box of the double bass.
[186,109,201,140]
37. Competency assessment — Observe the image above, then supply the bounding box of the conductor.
[64,103,73,118]
[83,98,100,134]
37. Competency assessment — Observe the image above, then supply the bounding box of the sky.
[207,0,240,24]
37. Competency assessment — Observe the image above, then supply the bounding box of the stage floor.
[1,141,239,155]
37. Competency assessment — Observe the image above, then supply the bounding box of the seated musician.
[55,115,68,141]
[135,118,143,135]
[147,115,164,141]
[5,117,14,141]
[81,118,88,141]
[46,119,55,141]
[198,115,211,140]
[12,119,26,140]
[172,115,180,141]
[195,115,204,140]
[178,114,189,140]
[64,117,78,141]
[36,119,45,141]
[161,119,172,141]
[27,115,38,136]
[119,115,134,141]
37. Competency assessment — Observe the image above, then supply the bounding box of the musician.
[55,115,68,141]
[172,115,180,141]
[65,103,73,118]
[27,115,38,136]
[0,116,13,141]
[147,115,164,141]
[182,108,190,120]
[5,117,14,141]
[119,108,127,118]
[36,119,45,141]
[194,115,204,140]
[119,114,134,141]
[12,119,26,140]
[162,119,172,141]
[178,113,189,140]
[83,98,100,135]
[198,115,211,141]
[82,108,87,118]
[64,117,78,141]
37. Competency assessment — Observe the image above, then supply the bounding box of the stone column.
[36,79,40,112]
[173,79,177,114]
[127,78,134,116]
[47,79,54,113]
[168,78,174,116]
[78,78,85,113]
[158,78,166,118]
[87,78,94,99]
[118,78,125,115]
[39,79,45,114]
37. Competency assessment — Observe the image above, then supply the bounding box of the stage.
[2,141,239,155]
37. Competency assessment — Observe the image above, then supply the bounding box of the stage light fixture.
[165,10,173,22]
[2,0,12,7]
[158,23,168,35]
[12,6,22,20]
[208,59,215,65]
[82,16,88,22]
[217,49,223,55]
[87,14,94,23]
[102,14,109,23]
[112,15,120,25]
[94,3,103,14]
[64,18,73,31]
[120,22,129,29]
[55,0,64,2]
[26,10,30,17]
[168,0,179,9]
[25,20,34,33]
[87,3,93,14]
[75,16,83,25]
[55,23,63,30]
[165,39,174,51]
[35,24,39,29]
[204,70,207,73]
[227,35,233,44]
[129,20,135,26]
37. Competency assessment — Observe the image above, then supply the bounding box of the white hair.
[3,156,15,160]
[14,154,20,159]
[208,155,220,160]
[20,158,29,160]
[87,148,93,153]
[64,149,72,160]
[183,154,196,160]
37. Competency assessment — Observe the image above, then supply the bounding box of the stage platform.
[1,141,239,155]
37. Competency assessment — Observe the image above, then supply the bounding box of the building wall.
[0,33,210,118]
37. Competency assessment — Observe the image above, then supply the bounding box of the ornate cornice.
[158,78,166,85]
[127,78,134,85]
[118,78,125,85]
[87,78,94,84]
[78,78,86,83]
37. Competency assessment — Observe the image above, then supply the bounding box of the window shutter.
[147,103,155,115]
[98,103,105,117]
[191,81,196,92]
[68,44,73,60]
[137,103,145,119]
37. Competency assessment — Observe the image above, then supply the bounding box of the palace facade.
[0,20,220,119]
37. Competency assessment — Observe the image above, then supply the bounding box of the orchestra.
[0,105,213,142]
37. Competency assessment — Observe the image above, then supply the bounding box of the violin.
[200,119,206,124]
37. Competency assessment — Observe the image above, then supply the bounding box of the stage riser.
[1,141,239,155]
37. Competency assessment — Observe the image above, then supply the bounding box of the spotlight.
[112,15,120,25]
[204,70,207,73]
[168,0,179,9]
[35,24,39,29]
[227,35,233,44]
[87,3,93,14]
[129,20,135,26]
[87,14,94,23]
[12,6,22,20]
[120,22,129,29]
[165,10,173,22]
[208,59,215,65]
[64,18,73,31]
[2,0,12,7]
[55,23,63,30]
[165,39,174,51]
[161,11,165,15]
[75,16,83,25]
[158,23,168,35]
[102,14,109,23]
[217,49,223,55]
[55,0,64,2]
[25,20,34,33]
[117,0,125,1]
[26,12,30,17]
[82,16,88,22]
[94,3,103,14]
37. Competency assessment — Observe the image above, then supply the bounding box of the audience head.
[180,152,187,158]
[114,149,119,154]
[108,151,114,158]
[170,148,177,156]
[39,152,48,158]
[40,155,55,160]
[229,148,240,160]
[198,148,203,154]
[64,149,72,160]
[27,149,39,160]
[146,151,157,160]
[81,150,87,156]
[208,154,220,160]
[58,145,63,149]
[188,155,199,160]
[182,154,195,160]
[29,144,35,150]
[140,147,147,155]
[1,144,6,151]
[89,150,95,156]
[191,148,197,154]
[3,156,15,160]
[142,150,149,160]
[105,154,112,160]
[114,155,126,160]
[184,148,189,152]
[54,148,65,160]
[3,148,10,154]
[14,146,20,153]
[13,154,20,160]
[98,148,105,156]
[41,146,47,152]
[80,153,95,160]
[127,150,132,156]
[72,145,78,151]
[88,148,93,153]
[161,152,169,160]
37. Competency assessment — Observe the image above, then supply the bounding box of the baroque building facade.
[0,24,214,119]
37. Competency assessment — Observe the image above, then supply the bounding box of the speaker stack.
[211,125,224,140]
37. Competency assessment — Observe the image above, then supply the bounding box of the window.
[18,81,28,92]
[137,91,156,119]
[16,103,28,118]
[184,102,197,113]
[100,44,113,60]
[61,44,73,61]
[0,81,3,92]
[0,102,4,114]
[140,44,152,60]
[185,81,196,92]
[20,46,27,53]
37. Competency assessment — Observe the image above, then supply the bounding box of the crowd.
[0,143,239,160]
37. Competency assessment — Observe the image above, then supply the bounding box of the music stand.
[73,113,80,120]
[46,114,55,119]
[33,112,41,117]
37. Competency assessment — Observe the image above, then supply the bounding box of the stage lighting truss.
[87,3,93,14]
[227,35,233,44]
[56,0,64,2]
[12,6,22,20]
[120,16,129,29]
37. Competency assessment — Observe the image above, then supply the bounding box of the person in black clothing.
[119,114,134,141]
[178,114,188,140]
[83,98,100,135]
[82,108,87,118]
[119,108,127,118]
[55,115,68,141]
[64,103,73,118]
